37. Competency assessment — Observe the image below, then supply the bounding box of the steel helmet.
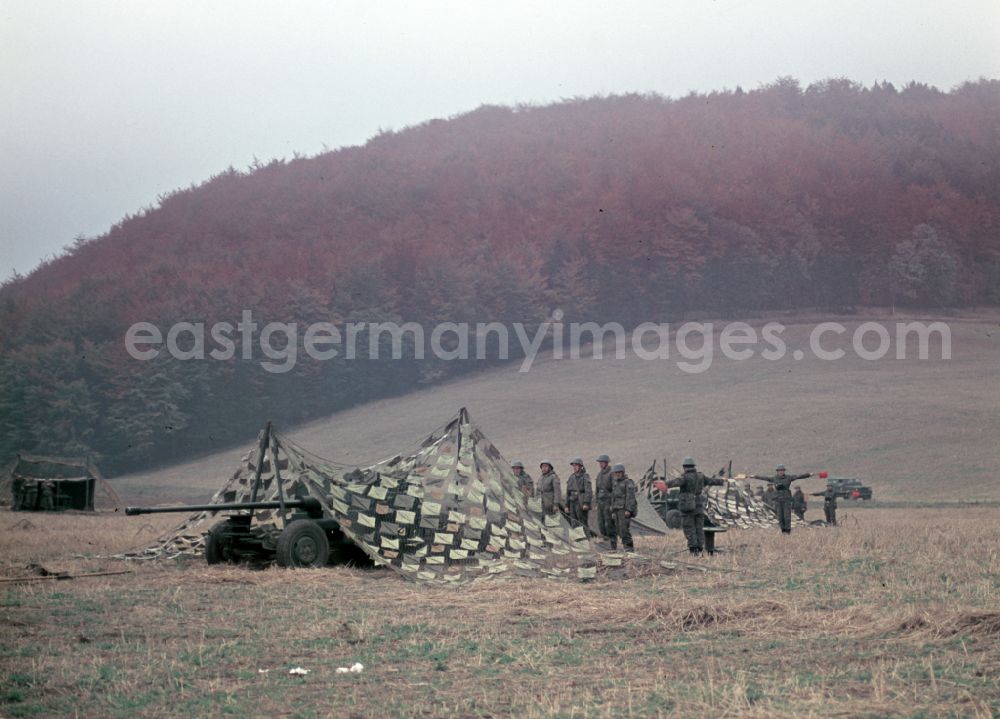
[511,460,524,469]
[540,460,553,469]
[570,457,583,466]
[776,464,786,471]
[682,457,696,467]
[596,454,610,463]
[612,463,626,473]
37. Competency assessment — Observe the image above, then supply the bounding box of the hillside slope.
[4,79,1000,475]
[115,312,1000,503]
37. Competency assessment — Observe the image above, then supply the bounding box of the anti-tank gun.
[125,424,365,568]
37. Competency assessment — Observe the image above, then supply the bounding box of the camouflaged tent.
[1,454,120,511]
[130,409,604,583]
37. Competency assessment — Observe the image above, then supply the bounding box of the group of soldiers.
[511,457,840,556]
[752,466,838,528]
[512,455,639,551]
[10,476,56,512]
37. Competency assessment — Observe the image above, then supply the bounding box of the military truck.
[825,477,873,501]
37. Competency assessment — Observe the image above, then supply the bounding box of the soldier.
[763,484,776,511]
[39,480,55,512]
[536,461,563,515]
[11,475,25,511]
[593,454,614,538]
[792,486,807,520]
[812,483,838,525]
[565,458,593,530]
[608,464,637,551]
[511,460,534,498]
[665,457,725,555]
[21,479,38,511]
[751,465,813,533]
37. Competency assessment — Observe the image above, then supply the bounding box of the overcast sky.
[2,0,999,279]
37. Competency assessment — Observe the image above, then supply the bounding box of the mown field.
[2,506,998,718]
[114,312,1000,504]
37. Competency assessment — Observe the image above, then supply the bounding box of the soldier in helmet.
[811,482,838,525]
[792,486,807,520]
[665,457,726,555]
[593,454,614,538]
[511,461,534,498]
[751,464,812,533]
[608,464,637,551]
[565,459,593,530]
[536,461,563,516]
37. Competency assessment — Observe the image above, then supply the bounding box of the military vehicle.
[825,477,873,501]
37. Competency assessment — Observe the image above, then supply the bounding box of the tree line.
[2,77,998,473]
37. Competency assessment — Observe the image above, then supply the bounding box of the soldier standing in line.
[511,460,534,498]
[564,459,593,530]
[608,464,637,551]
[536,461,563,516]
[593,454,614,538]
[792,486,807,520]
[812,483,838,525]
[665,457,726,555]
[751,465,813,533]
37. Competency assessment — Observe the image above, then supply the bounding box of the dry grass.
[2,506,998,718]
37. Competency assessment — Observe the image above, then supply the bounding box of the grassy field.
[113,311,1000,504]
[2,506,998,718]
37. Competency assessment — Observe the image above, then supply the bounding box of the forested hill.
[2,78,1000,473]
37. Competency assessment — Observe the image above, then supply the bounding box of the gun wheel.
[276,519,329,568]
[205,519,234,565]
[664,509,683,530]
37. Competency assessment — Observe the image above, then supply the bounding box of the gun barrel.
[125,497,322,516]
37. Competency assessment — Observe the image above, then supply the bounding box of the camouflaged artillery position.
[126,409,604,584]
[125,425,365,567]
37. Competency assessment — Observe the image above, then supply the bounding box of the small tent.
[2,454,121,511]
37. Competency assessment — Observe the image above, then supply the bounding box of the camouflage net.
[128,409,611,583]
[642,464,810,529]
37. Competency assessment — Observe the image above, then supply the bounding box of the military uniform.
[608,467,638,551]
[792,487,807,520]
[594,464,614,538]
[753,467,812,533]
[21,479,38,511]
[812,487,838,525]
[565,467,593,530]
[39,481,55,512]
[536,468,563,515]
[665,462,725,554]
[11,476,25,511]
[514,471,534,498]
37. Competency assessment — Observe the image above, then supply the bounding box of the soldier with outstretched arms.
[665,457,726,554]
[811,483,838,525]
[750,464,812,533]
